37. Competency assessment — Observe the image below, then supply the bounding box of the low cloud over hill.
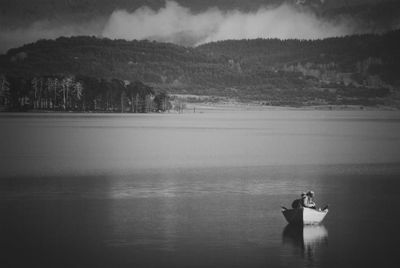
[1,0,399,53]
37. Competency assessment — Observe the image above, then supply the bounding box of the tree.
[45,76,60,110]
[153,91,171,112]
[76,75,100,111]
[0,74,10,107]
[6,76,30,110]
[127,81,155,113]
[60,76,74,110]
[111,78,126,113]
[71,80,83,110]
[31,77,39,109]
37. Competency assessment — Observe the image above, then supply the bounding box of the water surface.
[1,111,400,267]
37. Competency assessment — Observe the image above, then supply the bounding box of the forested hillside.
[1,30,400,107]
[198,30,400,86]
[0,36,245,96]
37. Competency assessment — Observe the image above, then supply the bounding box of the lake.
[1,110,400,267]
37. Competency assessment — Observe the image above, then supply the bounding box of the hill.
[1,30,400,106]
[0,36,239,96]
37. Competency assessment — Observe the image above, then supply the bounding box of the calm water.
[1,110,400,267]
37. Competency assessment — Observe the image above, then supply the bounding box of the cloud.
[102,1,354,46]
[0,1,356,53]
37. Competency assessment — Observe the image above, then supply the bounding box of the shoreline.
[185,102,399,112]
[1,103,399,114]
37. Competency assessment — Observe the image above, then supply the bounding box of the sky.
[0,0,397,53]
[102,1,353,46]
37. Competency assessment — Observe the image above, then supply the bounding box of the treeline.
[0,74,171,112]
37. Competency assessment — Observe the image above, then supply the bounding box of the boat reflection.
[282,224,328,263]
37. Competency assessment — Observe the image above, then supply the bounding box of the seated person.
[291,192,306,209]
[302,190,316,209]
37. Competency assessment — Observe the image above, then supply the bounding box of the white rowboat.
[281,206,328,225]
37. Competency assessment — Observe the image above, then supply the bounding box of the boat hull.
[282,207,328,225]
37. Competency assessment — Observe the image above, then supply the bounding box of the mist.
[0,0,357,53]
[102,1,355,46]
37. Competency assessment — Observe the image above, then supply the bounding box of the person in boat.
[302,190,316,209]
[291,192,306,209]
